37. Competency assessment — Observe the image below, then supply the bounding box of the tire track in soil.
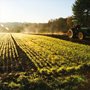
[10,34,37,72]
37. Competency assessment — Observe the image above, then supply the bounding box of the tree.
[72,0,90,26]
[67,16,74,28]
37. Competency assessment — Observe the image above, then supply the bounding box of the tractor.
[67,25,90,40]
[67,14,90,41]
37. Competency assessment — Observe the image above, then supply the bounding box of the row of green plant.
[12,33,90,90]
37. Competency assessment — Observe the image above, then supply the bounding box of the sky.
[0,0,75,23]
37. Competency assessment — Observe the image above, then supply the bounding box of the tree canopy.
[72,0,90,26]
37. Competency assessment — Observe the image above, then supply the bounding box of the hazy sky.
[0,0,75,23]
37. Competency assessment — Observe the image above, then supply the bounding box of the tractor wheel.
[67,29,75,39]
[77,32,85,40]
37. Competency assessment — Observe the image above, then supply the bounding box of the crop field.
[0,33,90,90]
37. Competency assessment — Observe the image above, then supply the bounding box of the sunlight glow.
[0,2,12,22]
[5,27,9,31]
[0,24,9,31]
[0,0,75,23]
[0,24,4,27]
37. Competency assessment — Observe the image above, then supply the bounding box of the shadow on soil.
[11,35,37,71]
[36,34,90,45]
[0,35,52,90]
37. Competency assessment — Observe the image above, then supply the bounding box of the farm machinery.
[67,25,90,40]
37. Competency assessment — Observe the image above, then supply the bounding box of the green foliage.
[48,18,68,33]
[0,33,90,89]
[72,0,90,26]
[8,82,21,89]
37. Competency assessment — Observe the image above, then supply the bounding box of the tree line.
[0,17,73,33]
